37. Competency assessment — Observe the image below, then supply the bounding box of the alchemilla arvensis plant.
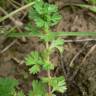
[25,0,67,96]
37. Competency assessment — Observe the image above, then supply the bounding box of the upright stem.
[46,42,52,96]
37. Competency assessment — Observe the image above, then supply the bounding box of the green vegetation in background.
[75,0,96,13]
[89,0,96,5]
[0,77,25,96]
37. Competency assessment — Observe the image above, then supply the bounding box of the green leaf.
[25,51,44,65]
[42,4,57,15]
[41,77,49,83]
[89,0,96,4]
[56,46,64,53]
[50,77,67,93]
[25,51,44,74]
[51,39,64,48]
[0,77,18,96]
[33,0,44,14]
[29,65,40,74]
[34,17,45,27]
[7,31,42,37]
[42,76,67,93]
[40,31,96,42]
[47,4,58,13]
[29,80,46,96]
[76,4,96,13]
[43,61,54,70]
[27,0,61,28]
[40,32,57,41]
[88,5,96,12]
[51,13,62,25]
[28,7,38,20]
[51,31,96,37]
[42,32,96,41]
[7,31,96,38]
[52,94,56,96]
[88,0,96,5]
[17,91,25,96]
[50,39,64,53]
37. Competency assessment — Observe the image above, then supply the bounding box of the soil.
[0,0,96,96]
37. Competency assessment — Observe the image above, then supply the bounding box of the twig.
[81,44,96,63]
[61,54,68,79]
[9,0,21,7]
[0,7,26,42]
[0,2,35,22]
[8,0,20,8]
[11,56,24,65]
[69,42,88,67]
[0,40,17,54]
[70,44,96,81]
[0,7,23,27]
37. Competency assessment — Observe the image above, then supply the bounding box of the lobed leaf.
[42,76,67,93]
[43,61,54,70]
[17,91,25,96]
[29,65,41,74]
[25,51,45,74]
[29,80,46,96]
[0,77,18,96]
[50,77,67,93]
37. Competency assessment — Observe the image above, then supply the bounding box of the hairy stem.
[46,42,52,96]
